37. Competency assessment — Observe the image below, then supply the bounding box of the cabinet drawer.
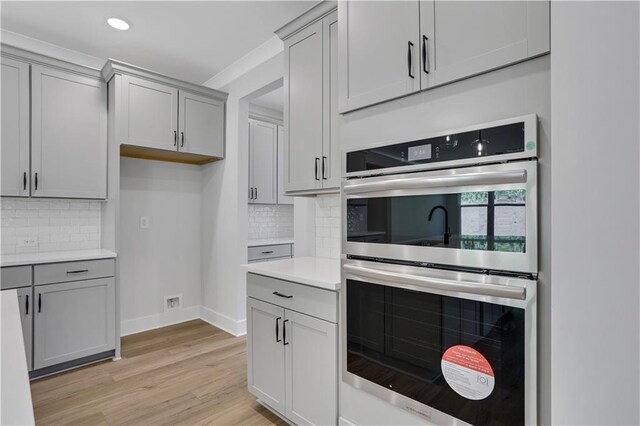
[248,273,337,323]
[248,244,292,262]
[1,266,32,290]
[34,258,115,286]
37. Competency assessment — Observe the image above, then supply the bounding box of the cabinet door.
[250,120,278,204]
[338,0,420,113]
[121,75,178,151]
[31,65,107,199]
[247,298,286,414]
[284,310,337,426]
[421,0,550,88]
[1,58,30,197]
[15,287,33,371]
[33,278,115,370]
[284,20,323,193]
[276,125,293,205]
[322,13,341,190]
[178,90,224,157]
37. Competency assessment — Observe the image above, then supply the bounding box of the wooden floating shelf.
[120,145,222,165]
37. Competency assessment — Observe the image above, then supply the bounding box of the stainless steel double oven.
[341,115,538,425]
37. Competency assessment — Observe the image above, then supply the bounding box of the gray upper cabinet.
[284,20,324,193]
[122,75,178,151]
[248,119,278,204]
[338,1,420,113]
[421,0,550,88]
[33,277,115,370]
[1,57,30,197]
[103,60,228,165]
[178,90,225,157]
[323,16,341,190]
[276,125,294,205]
[279,6,339,195]
[31,65,107,199]
[338,0,550,112]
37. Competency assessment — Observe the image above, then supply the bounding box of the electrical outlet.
[140,216,149,229]
[17,237,38,248]
[164,294,182,312]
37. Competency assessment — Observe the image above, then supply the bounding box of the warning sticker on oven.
[441,345,495,400]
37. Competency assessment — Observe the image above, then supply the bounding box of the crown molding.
[275,1,337,41]
[102,59,228,101]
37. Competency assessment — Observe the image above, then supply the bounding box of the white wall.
[550,3,640,424]
[119,158,202,334]
[337,56,552,425]
[200,53,287,336]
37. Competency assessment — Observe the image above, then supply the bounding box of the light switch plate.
[140,216,149,229]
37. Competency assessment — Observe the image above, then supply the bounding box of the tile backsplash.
[248,204,294,241]
[1,198,101,254]
[315,194,341,259]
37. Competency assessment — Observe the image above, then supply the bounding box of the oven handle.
[343,169,527,195]
[343,264,526,300]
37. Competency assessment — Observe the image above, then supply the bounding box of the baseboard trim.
[120,305,200,336]
[200,306,247,337]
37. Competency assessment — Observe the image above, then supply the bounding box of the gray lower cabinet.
[34,277,115,370]
[15,287,33,371]
[1,265,34,371]
[247,273,338,425]
[248,243,293,263]
[1,258,116,375]
[247,298,286,413]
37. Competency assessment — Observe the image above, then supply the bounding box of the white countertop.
[1,249,117,267]
[243,256,341,291]
[247,238,294,247]
[1,290,35,425]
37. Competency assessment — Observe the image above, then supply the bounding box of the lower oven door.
[342,259,536,425]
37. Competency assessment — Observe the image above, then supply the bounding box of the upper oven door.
[343,161,537,274]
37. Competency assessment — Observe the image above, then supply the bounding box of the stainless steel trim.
[343,263,526,300]
[344,169,526,195]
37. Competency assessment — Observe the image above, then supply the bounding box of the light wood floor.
[30,320,286,425]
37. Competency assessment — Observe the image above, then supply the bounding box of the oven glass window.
[346,279,526,425]
[347,190,527,253]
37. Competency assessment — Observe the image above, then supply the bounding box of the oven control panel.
[346,117,536,174]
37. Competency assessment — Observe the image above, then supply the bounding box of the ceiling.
[251,86,283,112]
[0,1,316,84]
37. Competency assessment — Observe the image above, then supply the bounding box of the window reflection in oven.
[346,279,526,425]
[346,190,527,253]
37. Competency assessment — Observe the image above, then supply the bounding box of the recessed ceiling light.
[107,18,130,31]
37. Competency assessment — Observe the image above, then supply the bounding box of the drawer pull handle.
[261,251,274,254]
[66,269,89,274]
[38,293,42,313]
[273,291,293,299]
[25,294,29,315]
